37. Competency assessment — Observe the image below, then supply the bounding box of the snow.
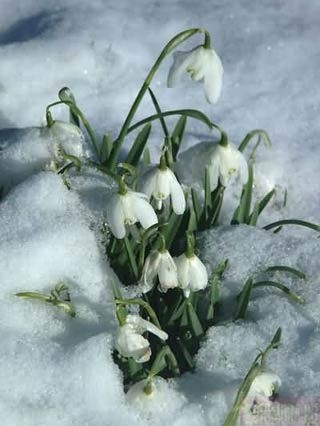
[0,1,319,425]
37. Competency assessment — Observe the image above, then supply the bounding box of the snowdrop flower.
[175,253,208,298]
[167,45,223,104]
[245,371,281,408]
[106,184,158,239]
[208,141,248,191]
[115,314,168,363]
[140,249,179,293]
[46,120,86,159]
[141,161,186,215]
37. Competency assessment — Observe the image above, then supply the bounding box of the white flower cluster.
[141,249,208,298]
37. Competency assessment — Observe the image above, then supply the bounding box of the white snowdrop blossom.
[141,250,179,293]
[175,253,208,298]
[115,314,168,363]
[167,45,223,104]
[208,142,248,191]
[141,166,186,214]
[247,371,281,406]
[46,120,86,159]
[106,190,158,239]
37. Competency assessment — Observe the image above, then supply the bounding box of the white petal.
[248,372,281,398]
[106,193,126,239]
[167,50,194,87]
[158,251,179,292]
[188,256,208,292]
[168,170,186,215]
[208,155,220,191]
[115,325,151,363]
[175,254,190,289]
[128,191,158,230]
[237,151,249,185]
[155,169,171,200]
[140,168,158,199]
[128,315,168,341]
[203,50,224,104]
[140,251,161,293]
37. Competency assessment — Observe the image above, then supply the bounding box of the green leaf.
[204,167,212,223]
[253,280,304,304]
[156,211,183,251]
[187,301,204,337]
[233,161,254,224]
[167,299,186,324]
[110,280,123,300]
[263,219,320,232]
[100,133,113,164]
[143,147,151,165]
[127,109,216,135]
[124,237,139,279]
[234,277,254,320]
[248,188,275,226]
[209,184,224,226]
[171,115,187,161]
[265,265,306,280]
[177,338,195,369]
[148,88,169,137]
[125,123,152,167]
[191,188,202,227]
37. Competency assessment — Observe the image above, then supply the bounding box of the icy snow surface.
[0,1,319,425]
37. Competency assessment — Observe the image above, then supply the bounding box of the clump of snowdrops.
[16,28,319,425]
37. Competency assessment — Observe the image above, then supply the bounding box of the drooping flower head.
[140,234,179,293]
[167,44,223,104]
[46,120,87,159]
[174,232,208,297]
[208,138,248,191]
[115,314,168,363]
[140,156,186,215]
[106,179,158,239]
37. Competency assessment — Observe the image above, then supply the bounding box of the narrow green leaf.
[143,147,151,165]
[125,123,152,167]
[191,188,202,226]
[127,109,216,135]
[204,167,212,223]
[167,299,186,324]
[263,219,320,232]
[100,133,113,164]
[187,302,204,337]
[148,88,169,138]
[234,277,254,320]
[110,280,123,300]
[253,280,304,304]
[271,327,282,348]
[171,115,187,161]
[237,161,254,224]
[156,211,183,250]
[209,185,224,226]
[248,202,259,226]
[124,237,139,279]
[177,338,195,369]
[16,292,49,301]
[266,265,306,280]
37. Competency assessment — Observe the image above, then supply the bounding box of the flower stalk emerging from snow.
[106,178,158,239]
[167,32,223,104]
[115,314,168,363]
[208,136,248,191]
[141,155,186,214]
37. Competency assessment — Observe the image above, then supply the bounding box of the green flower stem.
[149,345,180,378]
[186,231,195,258]
[203,30,211,49]
[115,298,162,330]
[263,219,320,232]
[126,109,220,135]
[107,28,208,170]
[46,101,100,157]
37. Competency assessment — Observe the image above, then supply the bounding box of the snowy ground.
[0,1,319,425]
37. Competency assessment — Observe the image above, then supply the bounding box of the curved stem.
[115,298,162,330]
[107,28,208,170]
[46,101,100,157]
